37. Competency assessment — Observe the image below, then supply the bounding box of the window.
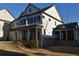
[21,19,26,25]
[30,17,33,23]
[33,16,37,23]
[49,19,51,21]
[29,8,31,12]
[55,21,56,25]
[33,15,41,23]
[28,18,31,24]
[28,17,33,24]
[43,16,45,18]
[27,18,30,24]
[36,15,41,22]
[28,15,41,24]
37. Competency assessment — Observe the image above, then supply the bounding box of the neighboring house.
[54,22,79,41]
[10,4,63,48]
[53,22,79,46]
[0,9,14,40]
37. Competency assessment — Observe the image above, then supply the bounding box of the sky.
[0,3,79,24]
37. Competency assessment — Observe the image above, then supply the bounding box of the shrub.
[30,39,36,48]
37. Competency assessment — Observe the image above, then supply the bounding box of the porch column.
[36,28,38,48]
[15,31,17,42]
[59,31,61,40]
[66,29,68,40]
[40,29,42,48]
[73,29,76,40]
[75,30,78,40]
[27,29,29,41]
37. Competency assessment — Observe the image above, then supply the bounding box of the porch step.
[55,40,76,46]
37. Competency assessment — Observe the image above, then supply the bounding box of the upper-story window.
[33,16,37,23]
[55,21,56,25]
[30,17,33,23]
[49,19,51,21]
[43,16,45,18]
[28,15,41,24]
[36,15,41,22]
[36,15,41,23]
[21,19,26,25]
[29,8,31,12]
[28,17,33,24]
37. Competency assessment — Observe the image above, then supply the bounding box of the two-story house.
[10,4,63,48]
[0,9,14,40]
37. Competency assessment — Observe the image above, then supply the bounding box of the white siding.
[0,9,14,22]
[45,5,61,21]
[0,9,15,40]
[42,13,62,36]
[0,20,11,40]
[0,21,4,37]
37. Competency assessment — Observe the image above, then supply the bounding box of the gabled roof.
[12,4,54,22]
[12,4,63,23]
[41,4,54,11]
[24,3,41,12]
[0,9,15,22]
[24,3,54,13]
[21,4,53,17]
[55,22,78,30]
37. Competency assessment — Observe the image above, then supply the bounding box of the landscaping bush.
[29,39,36,48]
